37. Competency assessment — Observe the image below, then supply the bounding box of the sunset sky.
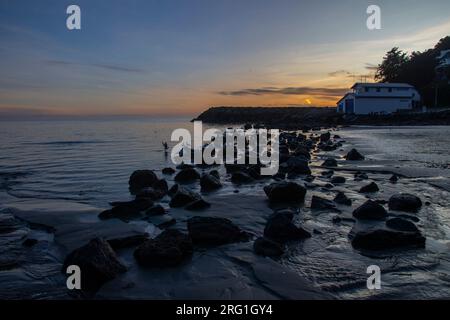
[1,0,449,118]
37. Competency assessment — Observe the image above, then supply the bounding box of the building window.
[388,88,392,92]
[364,87,369,92]
[376,88,381,92]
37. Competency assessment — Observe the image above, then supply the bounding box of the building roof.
[336,92,354,105]
[351,82,414,89]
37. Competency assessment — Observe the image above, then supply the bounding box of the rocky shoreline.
[1,123,444,300]
[193,106,450,129]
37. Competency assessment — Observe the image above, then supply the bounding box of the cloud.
[364,63,378,71]
[328,70,351,77]
[45,60,145,73]
[218,86,348,97]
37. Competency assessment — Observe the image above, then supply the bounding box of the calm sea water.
[1,120,449,299]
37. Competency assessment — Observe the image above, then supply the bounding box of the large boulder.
[128,170,159,193]
[200,173,222,192]
[174,168,200,183]
[253,237,285,257]
[285,156,311,175]
[169,186,201,208]
[388,194,422,213]
[134,229,193,267]
[264,212,311,243]
[345,149,365,161]
[62,238,126,292]
[386,217,419,232]
[359,182,379,193]
[351,228,425,250]
[187,216,250,246]
[264,181,307,203]
[353,200,387,220]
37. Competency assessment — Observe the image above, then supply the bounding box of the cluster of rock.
[59,128,428,296]
[350,195,425,250]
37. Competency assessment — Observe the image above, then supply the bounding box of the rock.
[200,173,222,192]
[169,186,201,208]
[321,158,337,167]
[353,200,387,220]
[209,170,220,179]
[321,170,334,178]
[162,167,175,175]
[320,132,331,142]
[168,183,179,197]
[185,199,211,211]
[359,182,379,193]
[331,176,346,184]
[264,181,307,203]
[253,237,284,257]
[134,229,193,267]
[109,198,154,210]
[107,234,148,250]
[62,238,126,292]
[285,156,311,174]
[128,170,158,193]
[264,212,311,243]
[386,217,419,232]
[388,193,422,213]
[293,146,311,160]
[354,172,369,180]
[22,238,38,247]
[145,205,166,216]
[187,216,250,246]
[334,192,352,206]
[176,163,193,170]
[389,174,399,182]
[332,216,341,224]
[351,228,425,250]
[231,171,254,184]
[345,149,365,161]
[269,208,296,221]
[174,168,200,183]
[304,175,315,182]
[310,195,338,211]
[146,214,176,229]
[99,198,154,220]
[333,134,341,139]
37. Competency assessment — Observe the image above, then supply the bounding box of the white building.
[436,50,450,83]
[336,83,421,114]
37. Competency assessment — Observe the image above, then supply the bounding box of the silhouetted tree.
[375,47,409,82]
[375,37,450,107]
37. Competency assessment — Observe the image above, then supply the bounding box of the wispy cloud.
[45,60,145,73]
[218,86,348,97]
[328,70,351,77]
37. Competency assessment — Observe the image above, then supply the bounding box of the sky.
[0,0,449,118]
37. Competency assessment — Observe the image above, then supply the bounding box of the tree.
[375,47,409,82]
[375,37,450,107]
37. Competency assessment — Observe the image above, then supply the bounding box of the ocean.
[0,120,449,299]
